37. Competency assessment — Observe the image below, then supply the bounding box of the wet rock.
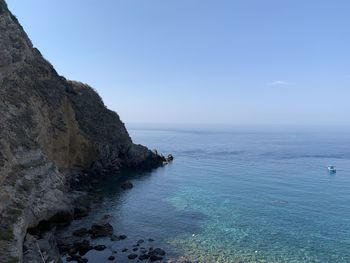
[137,239,144,244]
[122,248,128,252]
[94,245,107,251]
[149,254,163,261]
[167,154,174,162]
[57,235,81,254]
[73,228,89,237]
[119,234,127,240]
[90,222,113,238]
[75,240,93,255]
[148,238,154,242]
[153,248,166,256]
[139,254,150,260]
[147,248,165,261]
[128,253,138,259]
[132,247,138,251]
[110,234,120,241]
[108,255,115,260]
[121,180,133,190]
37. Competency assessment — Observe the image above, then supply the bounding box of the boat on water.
[328,165,336,173]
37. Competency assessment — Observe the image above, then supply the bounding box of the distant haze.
[7,0,350,126]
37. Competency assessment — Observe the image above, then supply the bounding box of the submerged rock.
[119,234,127,240]
[110,234,120,241]
[148,248,166,261]
[128,253,138,259]
[153,248,166,256]
[139,254,150,260]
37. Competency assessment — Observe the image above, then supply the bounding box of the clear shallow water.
[61,128,350,262]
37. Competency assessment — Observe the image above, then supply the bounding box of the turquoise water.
[62,127,350,262]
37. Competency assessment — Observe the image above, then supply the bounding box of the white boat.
[328,165,336,173]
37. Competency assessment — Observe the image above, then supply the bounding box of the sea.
[61,126,350,263]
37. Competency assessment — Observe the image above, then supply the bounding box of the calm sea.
[61,127,350,263]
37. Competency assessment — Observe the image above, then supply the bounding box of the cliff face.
[0,1,163,262]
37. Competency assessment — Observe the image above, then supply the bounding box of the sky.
[6,0,350,126]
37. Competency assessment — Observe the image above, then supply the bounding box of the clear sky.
[6,0,350,126]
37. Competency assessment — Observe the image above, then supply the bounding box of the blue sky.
[6,0,350,126]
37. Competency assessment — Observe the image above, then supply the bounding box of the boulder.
[89,222,113,238]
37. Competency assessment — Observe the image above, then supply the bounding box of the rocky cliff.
[0,1,164,262]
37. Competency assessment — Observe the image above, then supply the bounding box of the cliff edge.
[0,1,164,262]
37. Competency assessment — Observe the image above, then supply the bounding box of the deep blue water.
[61,127,350,262]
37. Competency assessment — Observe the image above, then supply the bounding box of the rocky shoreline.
[21,156,183,263]
[0,1,176,262]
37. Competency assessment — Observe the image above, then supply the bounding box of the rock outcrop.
[0,1,164,262]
